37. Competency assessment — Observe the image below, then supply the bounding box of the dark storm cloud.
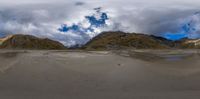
[75,2,85,6]
[127,8,195,34]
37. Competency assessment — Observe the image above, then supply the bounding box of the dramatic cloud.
[57,7,109,45]
[1,0,200,46]
[164,12,200,40]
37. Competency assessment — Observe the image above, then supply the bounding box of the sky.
[1,0,200,46]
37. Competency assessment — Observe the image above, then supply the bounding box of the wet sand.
[0,50,200,99]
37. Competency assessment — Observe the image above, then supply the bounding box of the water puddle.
[115,50,200,62]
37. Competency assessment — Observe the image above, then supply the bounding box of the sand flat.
[0,50,200,99]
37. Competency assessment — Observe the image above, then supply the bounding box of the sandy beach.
[0,50,200,99]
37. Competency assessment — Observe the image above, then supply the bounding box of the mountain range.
[1,32,200,50]
[83,31,200,50]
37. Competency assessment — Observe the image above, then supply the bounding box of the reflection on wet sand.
[0,50,200,99]
[116,50,200,62]
[115,50,200,76]
[0,51,28,73]
[0,50,28,58]
[0,52,19,58]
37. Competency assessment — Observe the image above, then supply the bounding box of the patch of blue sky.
[163,32,188,40]
[163,19,196,40]
[58,8,109,34]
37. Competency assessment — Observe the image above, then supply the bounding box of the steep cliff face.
[0,34,66,50]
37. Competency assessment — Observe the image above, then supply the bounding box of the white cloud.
[0,0,200,46]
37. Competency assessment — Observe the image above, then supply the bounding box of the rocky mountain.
[0,34,66,50]
[1,32,200,50]
[83,31,200,50]
[83,31,174,50]
[175,38,200,49]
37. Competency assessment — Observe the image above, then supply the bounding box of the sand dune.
[0,50,200,99]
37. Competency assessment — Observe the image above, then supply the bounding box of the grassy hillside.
[0,34,66,50]
[83,31,173,50]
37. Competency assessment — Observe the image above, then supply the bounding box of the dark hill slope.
[0,34,66,50]
[83,31,174,50]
